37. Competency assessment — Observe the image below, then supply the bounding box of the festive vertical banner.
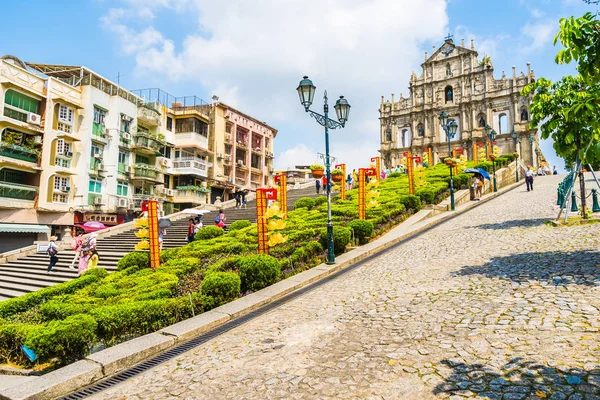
[334,163,346,200]
[257,188,278,254]
[279,173,287,218]
[429,148,433,167]
[370,157,381,180]
[451,149,458,176]
[358,167,376,219]
[422,148,429,167]
[405,151,414,195]
[487,142,492,159]
[473,143,478,163]
[147,200,160,270]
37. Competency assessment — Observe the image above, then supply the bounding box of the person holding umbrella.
[158,218,172,251]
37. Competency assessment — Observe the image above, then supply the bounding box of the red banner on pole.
[147,200,160,270]
[407,152,415,195]
[256,189,268,254]
[335,163,346,200]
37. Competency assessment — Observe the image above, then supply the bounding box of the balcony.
[131,132,164,156]
[225,133,232,143]
[0,143,39,164]
[236,141,247,150]
[117,163,130,176]
[137,103,161,126]
[236,161,248,171]
[87,193,102,206]
[172,158,209,178]
[251,147,263,155]
[131,164,163,183]
[235,177,246,186]
[172,185,210,205]
[223,154,232,164]
[0,181,37,201]
[92,123,108,143]
[265,151,274,159]
[174,131,209,152]
[3,107,27,123]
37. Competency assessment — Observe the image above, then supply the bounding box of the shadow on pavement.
[469,218,550,230]
[452,250,600,286]
[432,357,600,399]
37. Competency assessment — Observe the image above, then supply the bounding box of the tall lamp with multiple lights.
[297,76,350,265]
[485,125,498,192]
[511,129,519,183]
[439,112,458,211]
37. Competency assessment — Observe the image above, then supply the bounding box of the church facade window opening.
[445,86,453,103]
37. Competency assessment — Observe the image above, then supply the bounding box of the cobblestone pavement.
[90,175,600,400]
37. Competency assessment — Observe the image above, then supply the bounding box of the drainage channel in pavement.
[59,199,492,400]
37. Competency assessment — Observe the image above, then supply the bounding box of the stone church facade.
[379,37,543,169]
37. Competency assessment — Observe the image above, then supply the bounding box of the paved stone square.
[90,175,600,400]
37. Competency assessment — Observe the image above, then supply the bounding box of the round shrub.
[313,196,327,207]
[398,195,422,212]
[206,256,241,275]
[229,220,252,231]
[195,226,224,241]
[387,172,404,178]
[116,252,149,272]
[238,254,280,292]
[26,314,97,364]
[347,220,374,245]
[200,272,240,307]
[318,227,351,255]
[294,197,316,210]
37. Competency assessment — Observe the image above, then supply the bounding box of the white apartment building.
[0,57,277,252]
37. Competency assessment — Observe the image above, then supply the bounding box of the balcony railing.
[174,131,209,150]
[0,143,39,163]
[172,159,208,177]
[132,164,161,181]
[0,181,37,201]
[3,107,28,123]
[132,132,164,154]
[137,103,161,125]
[117,163,129,175]
[235,177,246,185]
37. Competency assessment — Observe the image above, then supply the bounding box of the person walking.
[525,165,535,191]
[553,166,558,175]
[47,237,59,273]
[215,209,226,228]
[234,190,241,209]
[315,179,321,194]
[347,173,353,190]
[194,216,203,233]
[352,169,358,184]
[158,228,166,251]
[69,231,84,270]
[187,218,196,243]
[78,246,92,276]
[471,175,481,201]
[241,190,248,209]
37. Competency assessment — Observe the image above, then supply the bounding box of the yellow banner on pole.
[370,157,381,180]
[147,200,160,270]
[335,163,346,200]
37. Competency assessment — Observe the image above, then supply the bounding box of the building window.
[446,63,452,77]
[136,154,150,165]
[54,176,69,191]
[521,108,529,121]
[445,86,453,103]
[118,151,127,164]
[402,129,412,148]
[56,139,72,155]
[120,115,131,133]
[90,144,103,168]
[417,124,425,137]
[117,181,129,197]
[93,107,106,126]
[160,146,172,158]
[89,177,102,194]
[166,117,173,131]
[58,105,73,123]
[498,113,508,134]
[4,90,40,113]
[385,127,392,142]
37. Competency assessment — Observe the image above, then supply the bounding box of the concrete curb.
[0,179,524,400]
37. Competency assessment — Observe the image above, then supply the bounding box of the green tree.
[523,11,600,218]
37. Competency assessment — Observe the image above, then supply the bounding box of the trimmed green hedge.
[229,220,252,231]
[294,197,316,210]
[239,254,280,292]
[195,226,224,240]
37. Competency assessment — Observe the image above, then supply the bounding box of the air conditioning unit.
[121,115,130,121]
[122,133,131,141]
[66,151,73,157]
[217,153,223,159]
[34,136,43,144]
[156,187,165,195]
[94,197,103,205]
[166,189,174,196]
[160,158,170,167]
[98,163,105,170]
[117,198,128,208]
[237,160,243,166]
[126,166,133,173]
[127,201,135,210]
[27,112,42,126]
[94,153,102,159]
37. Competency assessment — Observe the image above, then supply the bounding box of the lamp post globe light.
[485,125,498,192]
[511,129,519,182]
[439,112,457,211]
[296,76,350,265]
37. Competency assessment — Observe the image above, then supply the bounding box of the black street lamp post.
[485,125,498,192]
[297,76,350,265]
[511,129,519,183]
[439,112,458,211]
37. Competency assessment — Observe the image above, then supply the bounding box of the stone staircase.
[0,187,324,300]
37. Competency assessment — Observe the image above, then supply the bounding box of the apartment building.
[132,89,277,204]
[0,57,277,252]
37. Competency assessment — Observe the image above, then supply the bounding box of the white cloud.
[275,144,316,170]
[102,0,449,167]
[520,20,555,53]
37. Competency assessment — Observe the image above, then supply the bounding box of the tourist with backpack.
[47,237,59,273]
[69,231,84,270]
[315,179,321,194]
[215,209,226,228]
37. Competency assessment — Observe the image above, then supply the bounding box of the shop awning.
[0,223,51,234]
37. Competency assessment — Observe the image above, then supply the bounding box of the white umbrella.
[180,209,211,215]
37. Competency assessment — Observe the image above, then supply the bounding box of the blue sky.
[1,0,595,171]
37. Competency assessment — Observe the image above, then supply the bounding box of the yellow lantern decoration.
[265,200,287,247]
